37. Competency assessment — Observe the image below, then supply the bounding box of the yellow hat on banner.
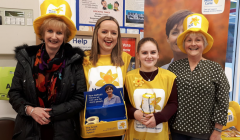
[33,0,77,42]
[177,13,214,54]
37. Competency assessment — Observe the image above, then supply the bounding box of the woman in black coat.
[8,1,86,140]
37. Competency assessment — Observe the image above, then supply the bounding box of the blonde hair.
[90,16,124,66]
[38,17,71,43]
[183,32,208,48]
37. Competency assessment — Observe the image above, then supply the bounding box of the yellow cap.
[33,0,77,42]
[142,93,155,99]
[177,13,214,54]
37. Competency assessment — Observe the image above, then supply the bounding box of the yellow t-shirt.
[80,51,131,138]
[124,68,176,140]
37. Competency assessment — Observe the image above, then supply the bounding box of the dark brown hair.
[90,16,124,66]
[165,10,193,37]
[137,37,159,53]
[105,85,113,91]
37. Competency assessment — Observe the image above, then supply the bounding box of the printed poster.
[0,67,15,100]
[144,0,231,68]
[125,0,144,27]
[70,35,136,57]
[83,84,127,135]
[122,38,136,57]
[79,0,123,26]
[69,36,92,51]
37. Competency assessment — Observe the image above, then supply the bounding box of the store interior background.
[0,0,239,119]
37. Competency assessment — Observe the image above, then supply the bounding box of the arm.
[49,64,86,121]
[9,62,52,125]
[212,64,230,127]
[8,62,35,116]
[210,64,230,140]
[210,123,223,140]
[154,80,178,125]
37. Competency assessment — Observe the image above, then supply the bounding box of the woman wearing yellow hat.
[8,0,86,140]
[168,13,230,140]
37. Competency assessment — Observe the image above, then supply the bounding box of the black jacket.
[8,43,86,140]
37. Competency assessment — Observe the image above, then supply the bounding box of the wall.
[0,0,39,118]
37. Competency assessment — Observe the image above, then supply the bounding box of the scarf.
[33,45,65,108]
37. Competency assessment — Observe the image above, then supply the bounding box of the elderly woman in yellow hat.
[168,13,230,140]
[8,0,86,140]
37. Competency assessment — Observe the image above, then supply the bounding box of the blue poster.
[84,84,126,123]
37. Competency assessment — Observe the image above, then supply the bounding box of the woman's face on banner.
[97,20,118,55]
[167,23,184,54]
[106,88,113,96]
[137,41,159,70]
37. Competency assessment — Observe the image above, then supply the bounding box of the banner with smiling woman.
[144,0,231,69]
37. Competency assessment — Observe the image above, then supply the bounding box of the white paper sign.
[202,0,225,14]
[79,0,123,26]
[69,36,92,51]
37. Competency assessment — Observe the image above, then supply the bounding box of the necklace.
[141,71,154,81]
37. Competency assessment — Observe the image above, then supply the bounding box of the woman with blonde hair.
[80,16,131,140]
[168,13,230,140]
[8,1,86,140]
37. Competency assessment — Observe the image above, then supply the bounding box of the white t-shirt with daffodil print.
[125,68,176,140]
[80,50,131,138]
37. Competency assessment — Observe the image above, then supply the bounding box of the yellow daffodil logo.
[53,6,63,14]
[214,0,219,4]
[120,122,126,128]
[133,77,144,87]
[83,56,91,66]
[227,111,233,122]
[84,50,91,56]
[153,92,162,110]
[190,17,200,26]
[150,99,155,106]
[95,69,119,87]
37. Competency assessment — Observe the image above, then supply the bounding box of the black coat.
[8,43,86,140]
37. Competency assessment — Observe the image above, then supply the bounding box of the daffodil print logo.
[84,50,91,56]
[133,89,165,133]
[133,77,144,87]
[95,69,119,87]
[190,17,200,26]
[83,56,91,66]
[118,121,127,129]
[150,99,155,106]
[53,6,63,14]
[83,51,92,66]
[120,122,125,128]
[214,0,219,4]
[140,93,162,111]
[153,92,162,110]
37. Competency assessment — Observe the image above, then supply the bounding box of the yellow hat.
[177,13,214,54]
[33,0,77,42]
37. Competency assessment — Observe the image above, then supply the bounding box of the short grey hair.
[183,32,208,49]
